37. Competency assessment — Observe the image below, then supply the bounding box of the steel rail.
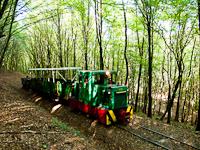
[115,125,171,150]
[133,123,200,150]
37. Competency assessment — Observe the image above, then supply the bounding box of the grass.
[52,119,70,131]
[88,138,92,143]
[27,101,35,105]
[51,119,83,136]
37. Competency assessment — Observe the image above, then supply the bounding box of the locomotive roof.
[79,70,117,74]
[29,67,82,71]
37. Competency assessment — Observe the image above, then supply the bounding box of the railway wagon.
[21,67,133,125]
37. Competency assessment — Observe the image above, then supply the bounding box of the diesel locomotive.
[21,67,133,125]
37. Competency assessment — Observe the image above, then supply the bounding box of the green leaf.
[42,145,47,149]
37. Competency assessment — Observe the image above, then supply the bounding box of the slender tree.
[80,0,90,70]
[133,0,158,118]
[122,0,128,85]
[0,0,19,69]
[135,16,144,112]
[196,0,200,131]
[158,8,194,123]
[94,0,104,70]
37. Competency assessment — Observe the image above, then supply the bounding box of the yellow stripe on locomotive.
[126,105,133,119]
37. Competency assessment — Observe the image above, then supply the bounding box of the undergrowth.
[51,119,85,137]
[134,112,196,130]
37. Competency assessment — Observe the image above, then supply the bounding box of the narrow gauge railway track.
[115,122,200,150]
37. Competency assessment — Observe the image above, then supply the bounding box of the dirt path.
[0,71,200,150]
[0,72,110,149]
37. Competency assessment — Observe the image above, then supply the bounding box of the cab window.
[111,74,116,84]
[84,75,88,84]
[95,74,104,84]
[94,73,116,84]
[105,73,116,84]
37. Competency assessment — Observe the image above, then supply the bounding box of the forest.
[0,0,200,131]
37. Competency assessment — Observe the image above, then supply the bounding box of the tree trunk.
[158,55,165,116]
[147,19,152,118]
[81,0,90,70]
[143,86,148,114]
[57,11,63,68]
[161,53,171,121]
[0,0,18,69]
[197,0,200,131]
[94,0,104,70]
[0,0,9,20]
[94,39,97,70]
[73,34,76,67]
[66,36,69,67]
[117,47,120,73]
[143,65,148,113]
[167,67,182,123]
[122,0,128,85]
[174,81,182,121]
[191,71,195,125]
[135,63,142,112]
[99,41,103,70]
[112,46,115,70]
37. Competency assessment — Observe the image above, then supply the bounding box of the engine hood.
[98,84,127,93]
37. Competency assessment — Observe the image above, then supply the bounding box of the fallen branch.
[20,124,34,128]
[0,130,70,134]
[6,118,21,124]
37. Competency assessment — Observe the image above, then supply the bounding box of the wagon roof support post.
[72,71,79,82]
[48,71,50,82]
[57,71,67,82]
[52,71,55,83]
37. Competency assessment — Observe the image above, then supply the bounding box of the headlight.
[105,71,110,76]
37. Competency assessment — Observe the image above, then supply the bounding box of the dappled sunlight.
[128,122,133,126]
[153,122,158,125]
[11,105,35,111]
[35,97,42,102]
[183,139,193,146]
[28,93,38,101]
[6,118,21,124]
[88,120,98,135]
[107,129,114,137]
[0,102,34,125]
[90,120,98,128]
[51,104,62,114]
[5,102,19,107]
[133,125,141,130]
[54,98,59,102]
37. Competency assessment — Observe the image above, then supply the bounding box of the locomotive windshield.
[95,73,116,84]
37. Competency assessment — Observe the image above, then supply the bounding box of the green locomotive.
[21,67,133,125]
